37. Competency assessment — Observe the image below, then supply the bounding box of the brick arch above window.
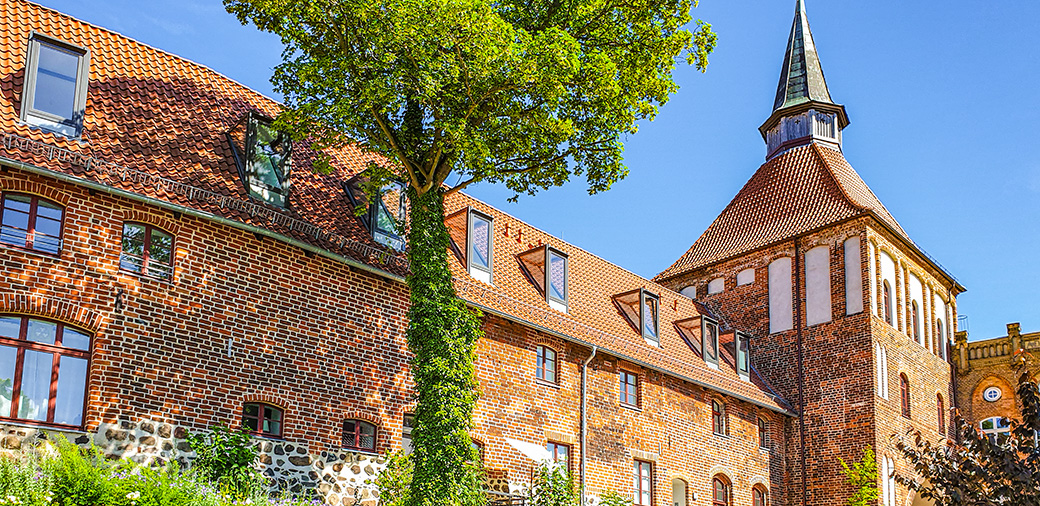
[0,294,103,332]
[338,409,383,429]
[120,210,181,237]
[0,179,72,207]
[240,393,293,416]
[706,465,734,481]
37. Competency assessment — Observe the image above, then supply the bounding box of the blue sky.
[37,0,1039,341]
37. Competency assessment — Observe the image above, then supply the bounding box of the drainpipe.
[794,239,807,506]
[580,345,598,503]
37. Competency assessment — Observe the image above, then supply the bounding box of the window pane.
[122,223,146,257]
[268,406,282,422]
[470,215,490,269]
[244,403,260,417]
[18,350,53,421]
[243,416,259,431]
[264,419,280,436]
[61,327,90,351]
[642,297,658,338]
[548,252,566,302]
[1,196,30,247]
[359,422,376,449]
[249,121,289,188]
[0,345,16,417]
[33,43,80,121]
[0,317,20,339]
[149,229,173,265]
[53,355,87,425]
[2,205,30,230]
[26,319,57,345]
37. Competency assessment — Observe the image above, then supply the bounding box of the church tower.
[655,2,965,505]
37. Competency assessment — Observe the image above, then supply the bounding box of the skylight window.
[445,207,493,284]
[229,112,292,207]
[21,36,90,137]
[518,245,569,312]
[702,317,720,367]
[612,289,660,345]
[735,331,751,379]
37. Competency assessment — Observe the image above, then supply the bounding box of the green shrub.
[0,446,52,506]
[528,464,577,506]
[597,490,632,506]
[372,451,412,506]
[186,424,268,500]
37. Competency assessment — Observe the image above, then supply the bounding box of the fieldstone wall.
[0,419,385,506]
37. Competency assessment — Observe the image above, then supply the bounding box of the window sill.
[758,445,769,453]
[620,403,641,413]
[0,417,85,434]
[119,268,175,286]
[17,120,90,145]
[536,379,561,389]
[0,242,62,260]
[342,447,380,458]
[712,432,730,439]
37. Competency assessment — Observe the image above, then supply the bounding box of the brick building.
[0,1,967,506]
[953,323,1040,443]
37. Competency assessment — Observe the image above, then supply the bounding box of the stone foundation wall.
[0,419,386,506]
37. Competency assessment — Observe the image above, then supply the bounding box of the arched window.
[936,394,945,436]
[0,193,64,254]
[342,419,377,451]
[882,281,893,325]
[910,302,920,342]
[712,399,726,435]
[881,456,896,506]
[242,402,283,438]
[936,319,944,355]
[876,343,889,399]
[712,475,730,506]
[900,374,911,419]
[753,485,768,506]
[0,315,90,426]
[980,416,1010,445]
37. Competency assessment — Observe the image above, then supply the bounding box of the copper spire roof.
[655,144,910,280]
[772,0,834,111]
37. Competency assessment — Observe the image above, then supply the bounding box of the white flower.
[243,500,253,505]
[126,491,141,501]
[5,496,20,506]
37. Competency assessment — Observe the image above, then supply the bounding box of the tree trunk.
[405,186,485,506]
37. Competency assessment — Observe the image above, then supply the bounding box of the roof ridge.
[20,0,285,108]
[810,142,866,213]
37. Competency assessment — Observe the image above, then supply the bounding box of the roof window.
[345,177,407,251]
[613,289,659,345]
[446,207,493,284]
[702,317,720,368]
[229,112,292,208]
[735,331,751,379]
[21,35,90,137]
[674,316,703,355]
[518,245,569,312]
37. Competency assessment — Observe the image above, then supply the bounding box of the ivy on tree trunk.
[404,187,485,506]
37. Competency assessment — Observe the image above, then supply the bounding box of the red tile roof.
[446,193,793,414]
[656,143,910,281]
[0,0,407,276]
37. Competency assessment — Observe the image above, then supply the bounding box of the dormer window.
[344,177,407,251]
[445,207,493,284]
[612,289,659,345]
[229,112,292,208]
[21,35,90,137]
[518,245,569,312]
[702,318,719,367]
[735,331,751,379]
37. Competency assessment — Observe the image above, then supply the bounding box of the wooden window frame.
[910,301,920,342]
[758,417,768,448]
[342,419,378,452]
[633,459,653,506]
[546,441,571,471]
[712,475,730,506]
[120,222,175,280]
[0,192,65,255]
[882,281,893,325]
[20,34,91,138]
[0,315,91,429]
[900,374,911,419]
[620,370,639,408]
[242,402,284,439]
[937,394,945,436]
[712,399,727,436]
[535,345,558,385]
[753,485,768,506]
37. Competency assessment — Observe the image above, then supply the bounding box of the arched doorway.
[671,477,687,506]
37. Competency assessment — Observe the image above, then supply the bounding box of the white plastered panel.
[844,237,863,315]
[737,268,755,286]
[707,277,725,294]
[805,246,831,325]
[769,257,793,333]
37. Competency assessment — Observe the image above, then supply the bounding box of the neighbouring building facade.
[0,1,977,506]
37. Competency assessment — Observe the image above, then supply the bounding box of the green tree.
[528,463,577,506]
[839,446,878,506]
[895,370,1040,506]
[223,1,715,504]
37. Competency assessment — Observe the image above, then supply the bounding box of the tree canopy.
[225,0,715,198]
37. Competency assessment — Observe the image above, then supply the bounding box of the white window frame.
[702,317,720,368]
[466,208,494,284]
[21,34,90,137]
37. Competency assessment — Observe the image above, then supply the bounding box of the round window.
[983,386,1002,402]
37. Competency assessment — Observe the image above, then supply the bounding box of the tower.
[655,2,965,505]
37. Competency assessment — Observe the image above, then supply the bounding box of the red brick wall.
[1,167,414,453]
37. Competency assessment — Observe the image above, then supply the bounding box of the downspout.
[794,239,807,506]
[580,345,598,502]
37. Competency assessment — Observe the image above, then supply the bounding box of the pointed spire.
[759,0,849,160]
[773,0,833,111]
